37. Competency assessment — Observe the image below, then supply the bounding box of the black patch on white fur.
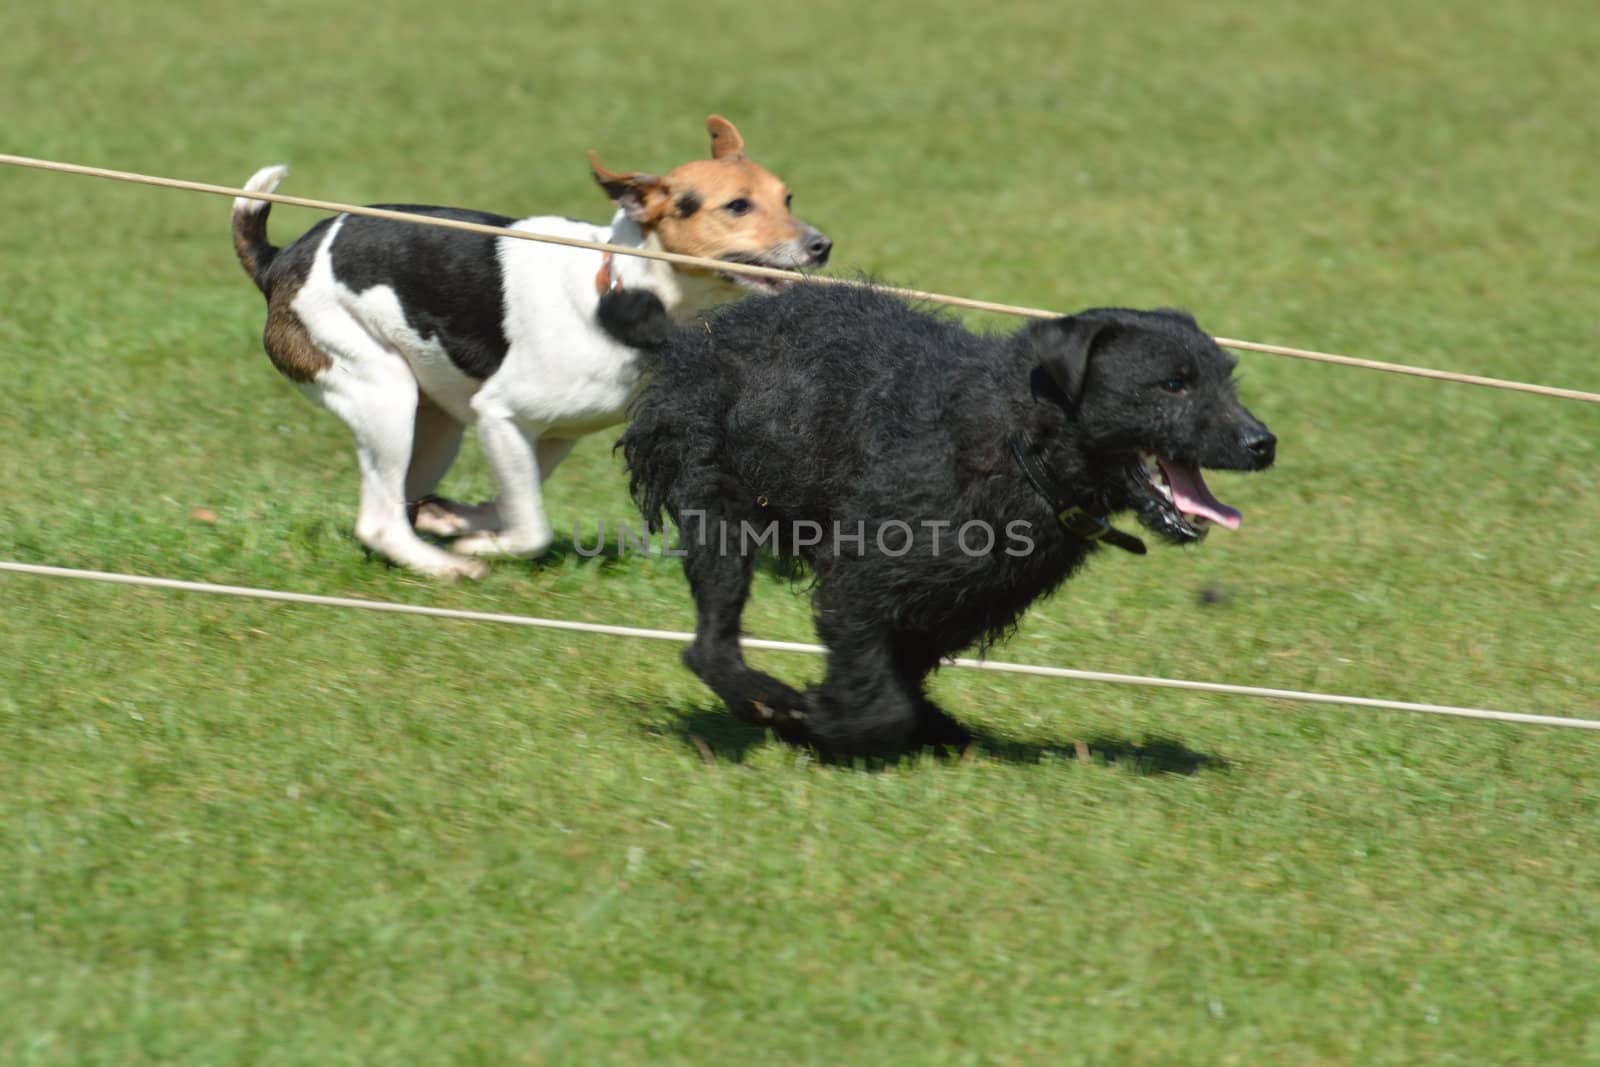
[328,206,515,380]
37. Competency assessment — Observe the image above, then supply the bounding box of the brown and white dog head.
[589,115,831,294]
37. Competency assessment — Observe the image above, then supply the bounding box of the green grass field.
[4,0,1598,1062]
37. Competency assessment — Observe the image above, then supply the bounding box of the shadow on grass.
[645,707,1227,775]
[643,706,774,764]
[992,733,1229,776]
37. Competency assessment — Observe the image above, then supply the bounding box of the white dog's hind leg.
[311,356,488,580]
[406,398,505,538]
[405,397,464,503]
[451,413,556,560]
[427,436,575,548]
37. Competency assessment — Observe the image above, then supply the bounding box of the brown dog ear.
[1031,315,1114,405]
[589,151,669,223]
[706,115,745,160]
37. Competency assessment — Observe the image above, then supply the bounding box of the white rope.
[3,152,1598,406]
[4,560,1594,732]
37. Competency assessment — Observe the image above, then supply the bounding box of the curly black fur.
[601,284,1276,759]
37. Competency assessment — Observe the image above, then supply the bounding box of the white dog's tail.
[231,164,289,294]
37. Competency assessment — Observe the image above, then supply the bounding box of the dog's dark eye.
[785,193,794,209]
[724,198,753,216]
[1160,377,1188,394]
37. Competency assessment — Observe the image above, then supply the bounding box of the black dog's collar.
[1008,436,1147,556]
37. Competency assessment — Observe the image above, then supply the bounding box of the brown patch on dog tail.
[706,115,745,160]
[261,263,332,383]
[232,164,289,294]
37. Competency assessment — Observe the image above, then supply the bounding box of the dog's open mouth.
[718,254,801,294]
[727,271,797,294]
[1135,452,1242,542]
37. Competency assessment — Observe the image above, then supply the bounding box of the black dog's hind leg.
[679,520,809,739]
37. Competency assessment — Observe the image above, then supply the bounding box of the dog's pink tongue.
[1159,459,1242,530]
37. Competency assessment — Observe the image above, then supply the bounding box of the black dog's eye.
[1160,377,1188,394]
[724,198,753,216]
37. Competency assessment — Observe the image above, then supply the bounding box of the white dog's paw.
[415,554,489,581]
[413,497,502,538]
[451,529,553,560]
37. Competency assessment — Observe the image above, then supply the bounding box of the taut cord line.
[2,152,1596,405]
[2,561,1595,732]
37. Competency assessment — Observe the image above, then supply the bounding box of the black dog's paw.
[747,690,808,727]
[745,690,814,749]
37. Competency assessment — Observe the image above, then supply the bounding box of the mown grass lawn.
[3,0,1597,1063]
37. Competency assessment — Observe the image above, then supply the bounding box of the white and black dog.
[232,116,830,578]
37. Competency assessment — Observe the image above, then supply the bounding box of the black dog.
[600,284,1276,759]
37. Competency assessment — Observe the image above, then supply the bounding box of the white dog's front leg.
[452,413,555,559]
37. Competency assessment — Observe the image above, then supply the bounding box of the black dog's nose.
[805,229,832,266]
[1242,426,1277,467]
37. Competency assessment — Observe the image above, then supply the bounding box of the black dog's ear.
[1027,315,1114,405]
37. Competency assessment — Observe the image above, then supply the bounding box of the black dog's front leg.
[679,524,808,738]
[909,698,973,752]
[803,608,969,759]
[888,632,973,753]
[803,643,923,760]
